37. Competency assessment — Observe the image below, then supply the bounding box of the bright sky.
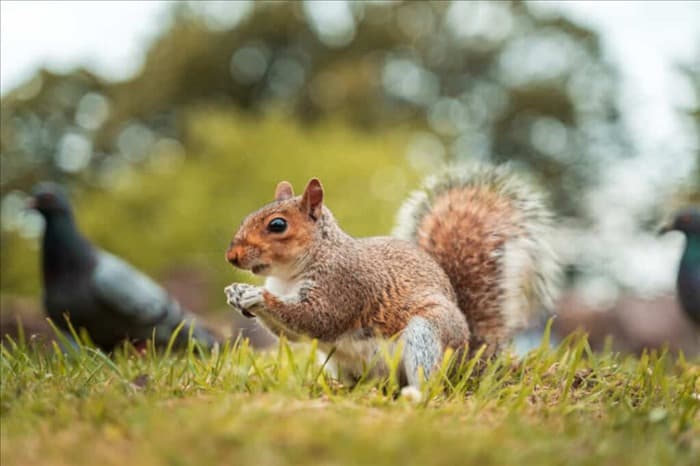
[537,1,700,155]
[2,1,697,146]
[0,0,171,92]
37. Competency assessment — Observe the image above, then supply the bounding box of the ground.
[1,328,698,466]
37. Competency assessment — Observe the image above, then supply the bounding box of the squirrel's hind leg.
[401,316,444,388]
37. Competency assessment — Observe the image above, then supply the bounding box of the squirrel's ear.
[301,178,323,220]
[274,181,294,201]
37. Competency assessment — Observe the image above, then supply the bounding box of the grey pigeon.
[661,206,700,327]
[30,182,218,351]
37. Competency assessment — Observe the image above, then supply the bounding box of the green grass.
[1,328,698,466]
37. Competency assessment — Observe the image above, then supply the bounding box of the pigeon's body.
[33,183,217,350]
[663,207,700,328]
[677,235,700,325]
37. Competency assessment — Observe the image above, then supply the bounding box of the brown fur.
[226,167,558,383]
[416,186,520,350]
[394,163,559,357]
[226,179,468,347]
[226,200,317,272]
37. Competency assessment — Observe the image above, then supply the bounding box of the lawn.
[1,327,698,466]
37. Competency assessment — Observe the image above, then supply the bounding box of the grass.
[1,326,698,466]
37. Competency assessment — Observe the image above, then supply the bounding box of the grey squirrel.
[225,163,560,388]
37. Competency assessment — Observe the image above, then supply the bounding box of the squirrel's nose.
[226,246,240,267]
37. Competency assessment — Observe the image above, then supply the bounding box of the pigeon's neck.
[42,213,95,281]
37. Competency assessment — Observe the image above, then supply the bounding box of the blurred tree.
[1,110,421,302]
[681,60,700,202]
[1,1,627,218]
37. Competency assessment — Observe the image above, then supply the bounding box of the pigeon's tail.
[182,316,219,349]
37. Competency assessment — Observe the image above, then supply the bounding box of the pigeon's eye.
[41,193,56,204]
[267,217,287,233]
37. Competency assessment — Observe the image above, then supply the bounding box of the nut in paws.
[225,283,264,318]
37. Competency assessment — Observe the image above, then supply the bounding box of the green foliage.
[1,332,698,466]
[0,111,420,306]
[679,61,700,203]
[1,1,626,219]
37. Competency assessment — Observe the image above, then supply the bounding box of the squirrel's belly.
[320,331,396,381]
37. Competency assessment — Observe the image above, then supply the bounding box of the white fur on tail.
[393,162,560,332]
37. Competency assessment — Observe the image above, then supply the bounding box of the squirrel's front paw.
[225,283,264,318]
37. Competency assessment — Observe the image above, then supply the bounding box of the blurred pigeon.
[661,206,700,327]
[30,182,217,350]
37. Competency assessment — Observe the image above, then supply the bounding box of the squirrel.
[224,163,559,388]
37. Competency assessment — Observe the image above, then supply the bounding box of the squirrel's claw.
[225,283,264,318]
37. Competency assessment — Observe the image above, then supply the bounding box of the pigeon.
[29,182,218,351]
[661,206,700,327]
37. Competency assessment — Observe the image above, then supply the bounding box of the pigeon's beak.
[25,197,37,210]
[658,223,673,235]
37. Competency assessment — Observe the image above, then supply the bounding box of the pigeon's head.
[660,207,700,236]
[29,182,73,217]
[226,178,329,277]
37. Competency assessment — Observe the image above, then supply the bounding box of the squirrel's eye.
[267,217,287,233]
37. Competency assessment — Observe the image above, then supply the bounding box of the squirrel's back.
[394,163,559,351]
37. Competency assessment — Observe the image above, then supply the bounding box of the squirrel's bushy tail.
[394,163,560,351]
